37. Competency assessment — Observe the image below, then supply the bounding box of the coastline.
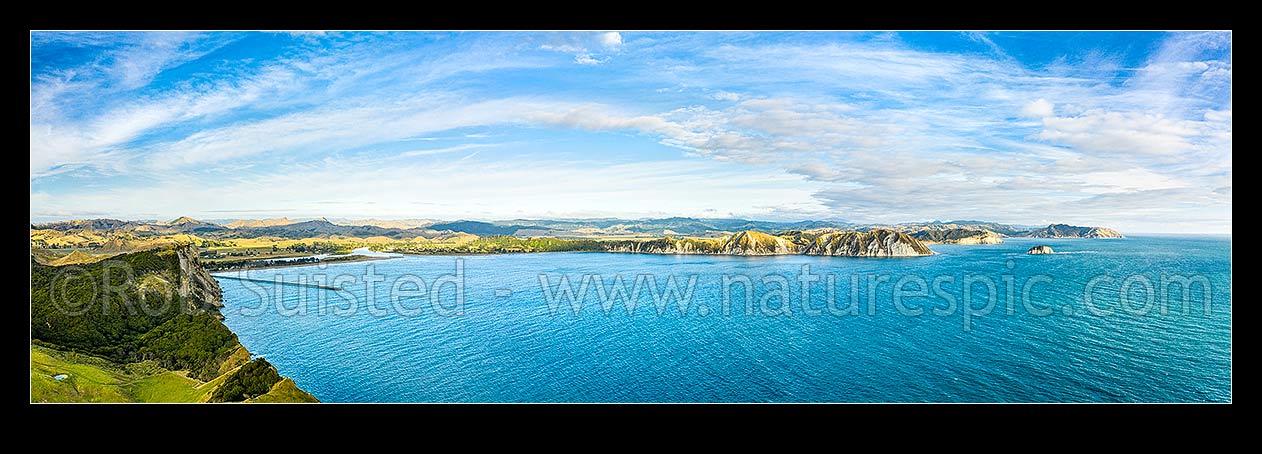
[207,254,399,272]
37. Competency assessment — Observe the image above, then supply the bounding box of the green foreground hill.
[30,245,317,403]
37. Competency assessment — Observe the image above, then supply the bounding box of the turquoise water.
[217,236,1231,402]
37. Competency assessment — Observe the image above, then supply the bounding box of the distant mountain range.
[224,217,297,229]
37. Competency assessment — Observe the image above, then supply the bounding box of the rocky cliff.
[602,229,931,257]
[718,231,799,255]
[175,244,225,316]
[802,229,935,257]
[1025,224,1124,238]
[909,228,1003,244]
[602,236,724,254]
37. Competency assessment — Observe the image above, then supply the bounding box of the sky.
[29,31,1231,233]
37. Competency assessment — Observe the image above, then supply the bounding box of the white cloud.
[539,32,624,66]
[1204,109,1231,122]
[1075,169,1189,193]
[32,156,822,223]
[1020,99,1054,118]
[528,98,895,168]
[29,36,550,179]
[786,161,841,181]
[598,32,623,49]
[540,44,583,53]
[110,33,207,89]
[574,54,607,65]
[399,143,503,157]
[30,63,303,178]
[709,91,740,101]
[1031,110,1202,155]
[143,96,551,170]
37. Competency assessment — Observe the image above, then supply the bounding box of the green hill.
[31,245,317,403]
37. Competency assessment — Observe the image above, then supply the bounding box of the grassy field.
[247,378,319,403]
[31,345,212,402]
[129,372,208,402]
[31,346,134,402]
[31,345,316,403]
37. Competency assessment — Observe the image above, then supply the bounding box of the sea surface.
[216,236,1231,402]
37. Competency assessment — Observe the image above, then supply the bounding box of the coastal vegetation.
[381,236,605,254]
[30,245,317,403]
[209,357,282,402]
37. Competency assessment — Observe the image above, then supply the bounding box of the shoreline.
[208,254,398,272]
[386,249,937,258]
[213,274,344,290]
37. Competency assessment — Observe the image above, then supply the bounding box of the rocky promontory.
[1025,224,1123,238]
[802,230,935,257]
[909,228,1003,245]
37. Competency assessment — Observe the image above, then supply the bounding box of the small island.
[1027,245,1055,255]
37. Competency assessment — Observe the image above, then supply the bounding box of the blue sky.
[29,31,1231,233]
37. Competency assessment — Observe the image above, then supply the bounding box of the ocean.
[216,236,1231,402]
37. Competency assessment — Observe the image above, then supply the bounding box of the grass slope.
[31,345,210,402]
[31,345,318,403]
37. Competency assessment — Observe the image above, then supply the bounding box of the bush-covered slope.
[30,245,317,402]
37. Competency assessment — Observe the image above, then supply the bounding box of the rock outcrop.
[175,244,226,316]
[1025,224,1123,238]
[909,228,1003,244]
[1027,245,1055,255]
